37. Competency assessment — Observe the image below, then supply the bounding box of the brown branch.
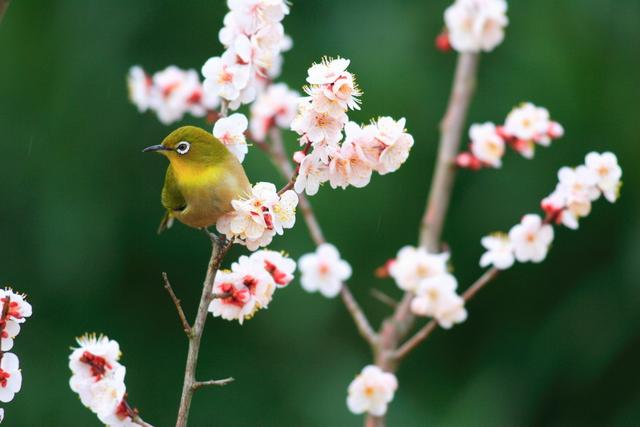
[392,267,499,361]
[0,0,11,24]
[366,52,480,427]
[191,377,235,390]
[175,237,234,427]
[267,127,378,348]
[0,295,10,363]
[162,272,192,337]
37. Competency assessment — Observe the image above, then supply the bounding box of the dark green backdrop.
[1,1,639,426]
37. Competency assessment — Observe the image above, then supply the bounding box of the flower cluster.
[0,288,32,417]
[480,152,621,270]
[213,113,250,163]
[209,250,295,324]
[69,334,147,427]
[443,0,508,53]
[202,0,291,110]
[389,246,467,329]
[127,65,219,125]
[216,182,298,250]
[250,83,299,142]
[347,365,398,417]
[542,152,622,229]
[298,243,352,298]
[457,103,564,170]
[291,57,414,195]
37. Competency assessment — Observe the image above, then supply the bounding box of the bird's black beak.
[142,144,171,153]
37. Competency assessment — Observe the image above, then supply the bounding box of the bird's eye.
[176,141,191,155]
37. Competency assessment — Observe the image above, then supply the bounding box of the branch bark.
[162,272,192,337]
[175,237,233,427]
[366,52,480,427]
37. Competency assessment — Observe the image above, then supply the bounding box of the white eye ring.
[176,141,190,155]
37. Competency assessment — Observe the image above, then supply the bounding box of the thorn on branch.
[370,289,398,309]
[162,272,192,337]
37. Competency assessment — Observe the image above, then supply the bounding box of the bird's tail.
[157,211,175,234]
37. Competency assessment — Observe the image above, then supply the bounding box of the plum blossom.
[541,153,622,229]
[0,289,32,324]
[444,0,508,53]
[202,0,290,110]
[346,365,398,417]
[127,65,218,125]
[209,251,295,323]
[216,182,298,250]
[250,83,299,142]
[508,214,554,263]
[0,353,21,403]
[388,246,449,293]
[291,58,413,195]
[213,113,249,162]
[479,233,514,270]
[298,243,352,298]
[68,334,149,426]
[458,103,564,169]
[585,151,622,202]
[503,102,564,158]
[410,274,457,317]
[432,292,468,329]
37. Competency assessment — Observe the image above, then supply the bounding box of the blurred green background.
[1,0,639,426]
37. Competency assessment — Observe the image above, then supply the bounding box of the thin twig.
[175,237,234,427]
[370,289,398,309]
[392,267,499,361]
[211,292,232,299]
[191,377,235,390]
[267,127,378,348]
[0,296,10,363]
[162,272,192,337]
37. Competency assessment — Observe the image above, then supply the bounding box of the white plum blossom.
[479,233,514,270]
[444,0,508,53]
[346,365,398,417]
[213,113,249,162]
[298,243,352,298]
[291,58,413,195]
[127,65,218,125]
[508,214,554,263]
[202,0,290,110]
[410,274,458,317]
[250,83,299,142]
[250,250,296,287]
[216,182,298,250]
[432,291,468,329]
[0,289,32,324]
[68,334,148,426]
[0,353,21,403]
[458,103,564,169]
[209,251,295,323]
[0,321,20,352]
[502,102,564,158]
[585,151,622,202]
[389,246,449,293]
[469,122,505,168]
[541,153,622,229]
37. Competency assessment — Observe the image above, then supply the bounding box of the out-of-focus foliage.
[0,1,638,426]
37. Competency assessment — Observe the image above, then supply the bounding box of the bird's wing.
[159,166,186,234]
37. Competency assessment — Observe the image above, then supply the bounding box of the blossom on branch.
[298,243,352,298]
[127,65,219,125]
[216,182,298,250]
[457,102,564,169]
[0,353,21,404]
[213,113,250,163]
[208,250,295,323]
[250,83,299,142]
[444,0,508,53]
[202,0,291,110]
[479,233,514,270]
[69,334,148,427]
[346,365,398,417]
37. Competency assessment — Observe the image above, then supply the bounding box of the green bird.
[143,126,252,233]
